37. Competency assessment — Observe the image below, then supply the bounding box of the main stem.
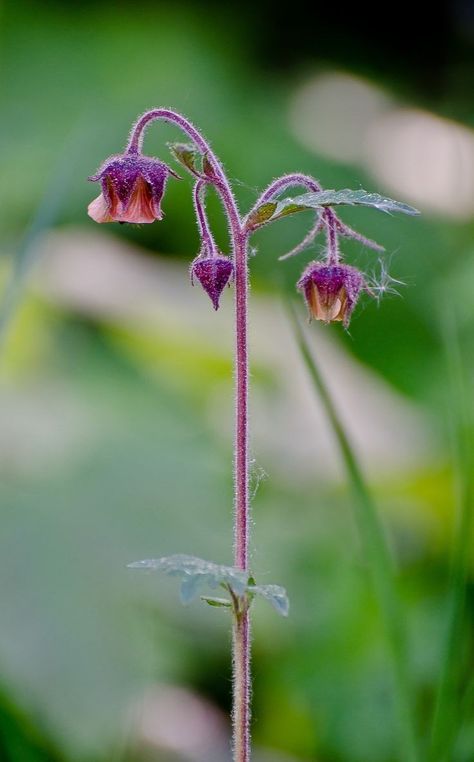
[233,229,250,762]
[128,110,251,761]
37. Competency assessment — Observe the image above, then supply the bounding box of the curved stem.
[193,180,217,255]
[127,109,242,241]
[247,173,322,223]
[127,109,251,762]
[257,172,322,203]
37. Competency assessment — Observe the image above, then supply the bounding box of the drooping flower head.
[88,153,180,224]
[191,254,234,310]
[297,261,367,328]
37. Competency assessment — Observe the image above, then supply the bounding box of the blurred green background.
[1,1,474,760]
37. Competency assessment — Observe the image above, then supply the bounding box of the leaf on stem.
[247,189,419,231]
[246,202,278,230]
[128,554,289,615]
[202,153,217,181]
[168,143,203,177]
[128,554,248,603]
[248,584,289,617]
[200,596,232,608]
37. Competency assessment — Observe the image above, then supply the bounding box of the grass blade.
[428,309,474,762]
[287,299,420,762]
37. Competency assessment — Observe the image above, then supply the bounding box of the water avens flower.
[297,261,367,328]
[88,154,179,224]
[191,254,234,310]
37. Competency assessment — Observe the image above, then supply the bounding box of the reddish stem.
[193,180,218,255]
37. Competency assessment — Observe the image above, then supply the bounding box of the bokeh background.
[1,1,474,760]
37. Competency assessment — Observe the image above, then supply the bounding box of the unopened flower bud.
[88,154,179,224]
[297,261,366,328]
[191,255,234,310]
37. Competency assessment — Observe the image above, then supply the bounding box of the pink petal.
[119,178,159,224]
[87,193,114,223]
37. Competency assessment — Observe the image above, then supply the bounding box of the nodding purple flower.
[88,154,180,224]
[297,261,367,328]
[191,254,234,310]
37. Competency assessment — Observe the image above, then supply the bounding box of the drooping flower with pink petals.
[88,154,179,224]
[297,261,368,328]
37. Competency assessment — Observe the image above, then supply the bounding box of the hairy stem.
[233,607,251,762]
[128,109,251,762]
[234,230,249,570]
[247,172,322,221]
[193,180,217,255]
[324,209,340,264]
[233,226,251,761]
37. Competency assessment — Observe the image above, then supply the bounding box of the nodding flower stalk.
[88,108,413,762]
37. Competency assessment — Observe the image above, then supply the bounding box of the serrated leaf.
[249,584,289,617]
[201,596,232,608]
[168,142,202,177]
[128,554,248,602]
[273,190,420,219]
[248,189,419,231]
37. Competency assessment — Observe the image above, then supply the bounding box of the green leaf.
[246,202,278,230]
[129,555,290,616]
[275,189,419,218]
[128,554,248,603]
[249,584,289,617]
[248,189,419,230]
[168,142,202,177]
[201,596,232,608]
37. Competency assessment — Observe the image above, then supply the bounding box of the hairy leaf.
[249,584,289,617]
[246,202,278,230]
[128,554,248,602]
[275,190,420,218]
[248,189,419,230]
[168,142,202,177]
[129,554,289,616]
[201,596,232,608]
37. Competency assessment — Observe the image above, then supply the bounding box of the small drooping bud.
[297,261,366,328]
[191,255,234,310]
[88,153,180,224]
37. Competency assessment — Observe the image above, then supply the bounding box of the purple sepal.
[297,262,366,327]
[191,255,234,310]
